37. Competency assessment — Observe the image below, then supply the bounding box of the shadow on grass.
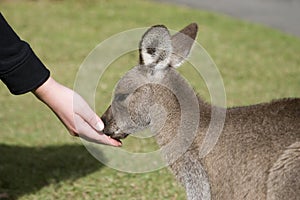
[0,144,105,199]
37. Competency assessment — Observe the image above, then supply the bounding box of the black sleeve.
[0,13,50,95]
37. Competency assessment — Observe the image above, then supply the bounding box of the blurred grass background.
[0,0,299,199]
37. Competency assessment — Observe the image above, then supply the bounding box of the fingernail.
[116,141,122,147]
[96,121,104,131]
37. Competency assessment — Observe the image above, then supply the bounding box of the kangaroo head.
[101,23,198,141]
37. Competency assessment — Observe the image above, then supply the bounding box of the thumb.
[80,109,104,132]
[73,94,104,132]
[93,116,105,132]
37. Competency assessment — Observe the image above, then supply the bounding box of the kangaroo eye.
[114,93,129,102]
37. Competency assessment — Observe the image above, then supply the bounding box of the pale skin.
[33,77,122,147]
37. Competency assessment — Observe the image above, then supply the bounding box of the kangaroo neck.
[151,93,212,148]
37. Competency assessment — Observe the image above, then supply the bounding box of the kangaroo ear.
[139,25,172,70]
[170,23,198,68]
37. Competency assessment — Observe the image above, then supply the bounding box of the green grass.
[0,0,299,199]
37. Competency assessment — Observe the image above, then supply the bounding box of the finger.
[73,93,104,132]
[74,115,122,147]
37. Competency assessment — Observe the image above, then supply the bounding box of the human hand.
[33,77,122,147]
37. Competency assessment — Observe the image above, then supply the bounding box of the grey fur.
[101,23,300,200]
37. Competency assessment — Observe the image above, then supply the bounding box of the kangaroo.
[101,23,300,200]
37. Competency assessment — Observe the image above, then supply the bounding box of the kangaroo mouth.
[102,129,129,141]
[110,132,129,140]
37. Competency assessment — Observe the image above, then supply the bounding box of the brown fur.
[101,23,300,200]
